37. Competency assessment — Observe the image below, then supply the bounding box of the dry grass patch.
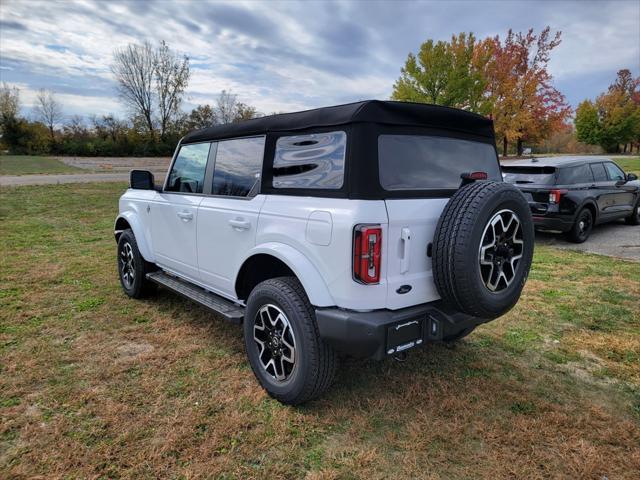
[1,183,639,479]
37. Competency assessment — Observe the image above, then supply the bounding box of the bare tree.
[91,114,127,141]
[155,40,190,139]
[215,90,259,124]
[216,90,238,125]
[63,115,88,139]
[111,42,155,136]
[33,88,63,142]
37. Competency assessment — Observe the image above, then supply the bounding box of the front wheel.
[566,208,593,243]
[117,229,157,298]
[243,277,337,405]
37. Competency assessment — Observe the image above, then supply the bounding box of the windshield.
[378,135,500,190]
[502,166,556,185]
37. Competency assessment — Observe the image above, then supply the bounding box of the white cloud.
[1,0,638,121]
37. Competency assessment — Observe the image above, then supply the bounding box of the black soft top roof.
[182,100,495,144]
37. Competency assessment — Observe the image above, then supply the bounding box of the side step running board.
[146,271,245,324]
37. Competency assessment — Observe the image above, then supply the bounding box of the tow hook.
[393,351,408,362]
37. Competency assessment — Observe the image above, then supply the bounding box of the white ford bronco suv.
[115,100,534,404]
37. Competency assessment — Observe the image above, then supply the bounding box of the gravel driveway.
[536,221,640,261]
[0,156,170,186]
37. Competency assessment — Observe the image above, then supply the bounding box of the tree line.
[0,41,261,156]
[1,32,638,157]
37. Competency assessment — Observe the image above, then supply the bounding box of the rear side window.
[590,163,607,181]
[378,135,500,190]
[502,166,556,185]
[604,162,625,181]
[212,136,265,197]
[558,164,593,184]
[273,131,346,189]
[166,142,211,193]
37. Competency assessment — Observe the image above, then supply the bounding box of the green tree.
[574,70,640,153]
[392,32,491,114]
[575,100,600,145]
[185,104,217,130]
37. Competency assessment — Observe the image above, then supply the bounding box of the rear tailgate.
[384,198,448,310]
[378,134,501,310]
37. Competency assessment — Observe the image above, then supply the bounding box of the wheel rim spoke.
[478,209,524,293]
[119,241,136,288]
[253,304,296,383]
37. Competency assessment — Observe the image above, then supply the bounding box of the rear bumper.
[531,214,575,232]
[529,202,575,232]
[315,302,489,360]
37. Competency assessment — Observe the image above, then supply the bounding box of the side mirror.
[130,170,155,190]
[627,172,638,181]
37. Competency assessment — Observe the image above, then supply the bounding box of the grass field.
[0,155,87,176]
[1,183,639,479]
[615,156,640,175]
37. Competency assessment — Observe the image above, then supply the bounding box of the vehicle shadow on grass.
[151,288,519,415]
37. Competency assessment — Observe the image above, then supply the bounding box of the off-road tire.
[117,229,157,298]
[244,277,338,405]
[625,198,640,225]
[566,208,593,243]
[432,181,534,320]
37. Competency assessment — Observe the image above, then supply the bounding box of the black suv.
[502,157,640,243]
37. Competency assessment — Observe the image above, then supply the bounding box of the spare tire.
[432,181,534,319]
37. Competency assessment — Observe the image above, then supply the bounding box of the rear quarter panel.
[257,195,389,310]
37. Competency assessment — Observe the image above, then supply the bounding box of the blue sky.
[1,0,638,119]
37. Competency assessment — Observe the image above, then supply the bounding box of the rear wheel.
[243,277,338,405]
[566,208,593,243]
[625,198,640,225]
[117,229,157,298]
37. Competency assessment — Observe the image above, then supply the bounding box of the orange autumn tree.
[486,27,571,156]
[392,27,570,157]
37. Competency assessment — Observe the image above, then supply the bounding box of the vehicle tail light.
[461,171,488,181]
[353,224,382,284]
[548,189,567,204]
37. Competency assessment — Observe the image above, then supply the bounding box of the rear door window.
[590,163,608,182]
[604,162,625,181]
[273,131,346,189]
[502,166,556,185]
[212,136,265,197]
[378,135,500,190]
[557,164,593,184]
[166,142,211,193]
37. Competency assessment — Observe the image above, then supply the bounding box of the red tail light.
[548,189,567,204]
[461,171,488,181]
[353,224,382,284]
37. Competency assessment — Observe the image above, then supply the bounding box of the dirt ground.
[0,157,171,187]
[56,156,171,173]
